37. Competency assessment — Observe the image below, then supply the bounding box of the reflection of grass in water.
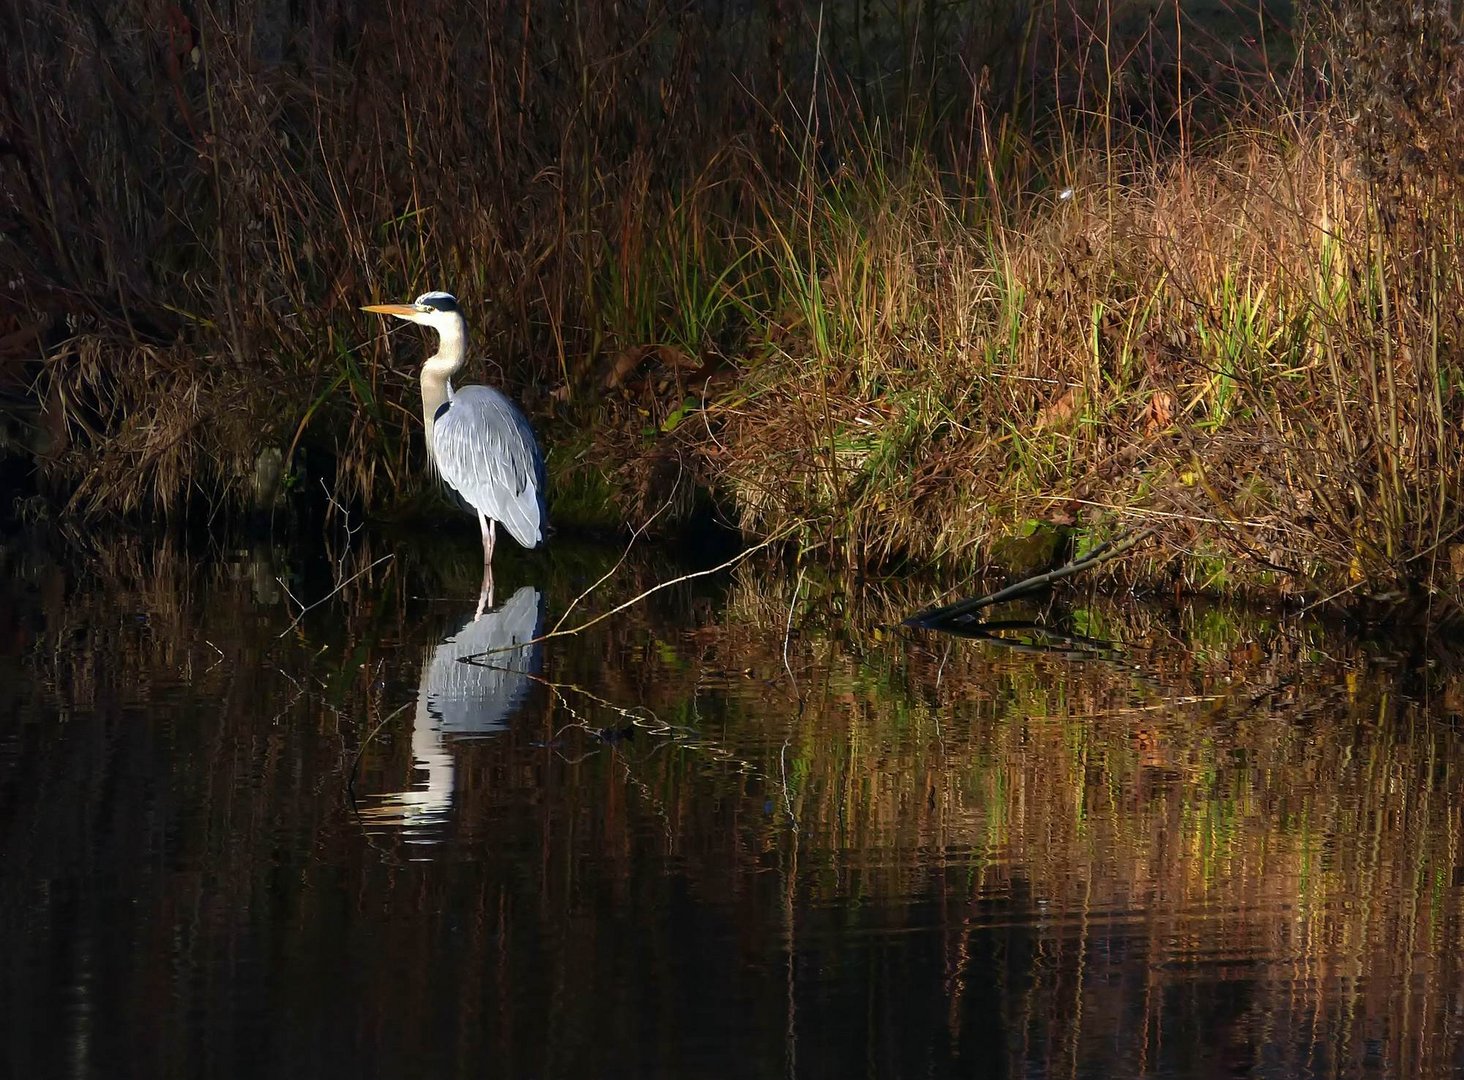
[708,564,1463,1042]
[11,541,1464,1074]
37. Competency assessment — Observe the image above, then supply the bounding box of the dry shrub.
[691,111,1464,595]
[38,334,270,514]
[14,0,1460,599]
[1,0,1286,521]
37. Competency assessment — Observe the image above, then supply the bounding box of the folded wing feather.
[432,385,547,549]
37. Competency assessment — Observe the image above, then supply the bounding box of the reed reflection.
[358,585,544,831]
[7,541,1464,1079]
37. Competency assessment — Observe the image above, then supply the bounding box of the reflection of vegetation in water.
[710,565,1464,1073]
[3,539,1463,1075]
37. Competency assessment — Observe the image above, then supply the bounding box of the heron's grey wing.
[432,385,548,548]
[423,586,545,734]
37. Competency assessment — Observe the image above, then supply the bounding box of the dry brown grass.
[683,114,1464,598]
[8,0,1464,600]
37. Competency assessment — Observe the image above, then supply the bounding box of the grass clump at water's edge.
[683,119,1464,602]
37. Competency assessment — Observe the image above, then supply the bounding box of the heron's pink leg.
[479,514,497,568]
[476,514,497,617]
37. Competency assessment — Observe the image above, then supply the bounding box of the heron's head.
[361,291,463,333]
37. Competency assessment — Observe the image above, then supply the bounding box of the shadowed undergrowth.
[5,0,1464,602]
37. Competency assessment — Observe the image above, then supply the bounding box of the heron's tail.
[498,489,547,549]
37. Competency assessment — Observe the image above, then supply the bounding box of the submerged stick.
[462,523,804,661]
[905,526,1157,627]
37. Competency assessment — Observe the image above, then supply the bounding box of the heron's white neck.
[420,314,467,462]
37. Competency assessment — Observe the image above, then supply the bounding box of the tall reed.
[7,0,1463,599]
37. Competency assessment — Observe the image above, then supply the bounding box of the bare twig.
[276,553,394,638]
[549,472,680,636]
[465,524,801,660]
[782,564,806,696]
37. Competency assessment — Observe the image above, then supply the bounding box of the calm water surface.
[2,535,1462,1079]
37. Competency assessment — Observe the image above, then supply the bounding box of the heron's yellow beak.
[360,303,419,317]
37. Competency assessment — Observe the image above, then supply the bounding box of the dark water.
[3,535,1463,1079]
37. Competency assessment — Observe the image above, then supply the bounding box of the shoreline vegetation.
[5,0,1464,609]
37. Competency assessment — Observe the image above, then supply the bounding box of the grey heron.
[362,291,547,608]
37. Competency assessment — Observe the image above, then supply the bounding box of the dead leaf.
[1144,389,1175,435]
[1449,544,1464,582]
[1035,386,1082,429]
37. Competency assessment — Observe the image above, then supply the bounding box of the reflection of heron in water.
[360,585,544,830]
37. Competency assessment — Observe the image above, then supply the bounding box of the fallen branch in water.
[548,475,680,637]
[905,526,1157,628]
[463,522,805,660]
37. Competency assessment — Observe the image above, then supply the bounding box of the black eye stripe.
[413,291,460,313]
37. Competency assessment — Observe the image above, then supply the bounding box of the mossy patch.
[988,520,1070,579]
